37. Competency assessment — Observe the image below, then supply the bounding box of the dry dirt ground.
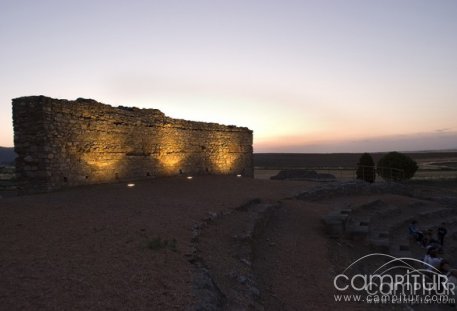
[0,176,314,310]
[1,176,456,310]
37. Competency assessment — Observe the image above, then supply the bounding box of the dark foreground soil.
[253,198,400,311]
[0,176,313,310]
[1,176,456,310]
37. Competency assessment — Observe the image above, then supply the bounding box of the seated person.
[423,246,442,271]
[408,220,424,243]
[424,228,441,250]
[437,222,448,246]
[439,259,457,279]
[439,259,457,304]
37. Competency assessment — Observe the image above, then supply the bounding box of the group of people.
[409,220,447,248]
[409,220,457,279]
[409,220,457,307]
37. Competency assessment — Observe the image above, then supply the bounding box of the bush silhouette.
[356,153,376,183]
[377,152,418,181]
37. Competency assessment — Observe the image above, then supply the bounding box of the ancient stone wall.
[13,96,253,193]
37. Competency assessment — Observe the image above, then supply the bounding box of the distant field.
[254,152,457,181]
[0,166,16,191]
[254,152,457,169]
[254,168,356,180]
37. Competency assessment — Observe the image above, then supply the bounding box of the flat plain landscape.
[254,152,457,180]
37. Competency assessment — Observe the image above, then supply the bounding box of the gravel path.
[254,199,370,310]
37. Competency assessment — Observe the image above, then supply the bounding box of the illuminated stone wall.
[12,96,253,193]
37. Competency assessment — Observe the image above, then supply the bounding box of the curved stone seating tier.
[389,207,457,241]
[387,208,457,260]
[368,205,441,254]
[348,199,394,216]
[344,200,400,240]
[331,201,457,259]
[347,202,438,244]
[368,204,436,236]
[319,184,457,261]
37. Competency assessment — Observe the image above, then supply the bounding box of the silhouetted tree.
[356,153,376,183]
[377,152,418,181]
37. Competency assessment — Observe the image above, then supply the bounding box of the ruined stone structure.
[13,96,253,193]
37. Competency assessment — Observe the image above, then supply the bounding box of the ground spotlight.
[127,183,135,187]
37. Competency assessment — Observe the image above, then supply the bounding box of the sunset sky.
[1,0,456,152]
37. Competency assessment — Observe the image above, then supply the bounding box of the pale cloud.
[435,128,453,133]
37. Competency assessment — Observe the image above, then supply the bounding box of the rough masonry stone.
[12,96,253,194]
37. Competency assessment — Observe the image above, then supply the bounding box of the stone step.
[339,208,352,216]
[348,200,394,217]
[389,242,412,258]
[347,222,369,240]
[384,207,452,239]
[369,238,390,252]
[322,214,346,238]
[369,207,438,233]
[369,230,389,238]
